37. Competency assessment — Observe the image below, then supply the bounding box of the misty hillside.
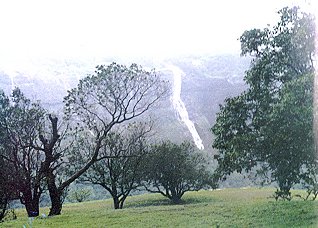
[0,54,250,152]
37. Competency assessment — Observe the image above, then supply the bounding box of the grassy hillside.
[2,188,318,227]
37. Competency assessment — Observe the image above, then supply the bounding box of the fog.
[0,0,315,62]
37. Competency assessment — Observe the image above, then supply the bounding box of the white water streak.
[9,74,15,91]
[168,64,204,150]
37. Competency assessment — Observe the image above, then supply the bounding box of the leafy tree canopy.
[212,6,316,199]
[45,62,169,216]
[144,141,214,204]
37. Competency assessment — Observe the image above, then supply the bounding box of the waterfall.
[167,64,204,150]
[10,75,15,91]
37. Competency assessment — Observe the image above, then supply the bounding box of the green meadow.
[2,188,318,227]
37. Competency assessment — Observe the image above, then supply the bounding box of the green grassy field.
[2,188,318,227]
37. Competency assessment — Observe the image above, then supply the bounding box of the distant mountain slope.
[163,55,249,150]
[0,54,250,152]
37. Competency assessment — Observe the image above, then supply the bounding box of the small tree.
[143,141,213,204]
[67,187,92,203]
[81,123,151,209]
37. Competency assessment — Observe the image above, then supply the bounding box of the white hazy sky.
[0,0,316,60]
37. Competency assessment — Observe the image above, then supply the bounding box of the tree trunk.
[40,115,104,216]
[47,170,63,216]
[48,190,63,216]
[113,196,120,209]
[275,181,292,201]
[19,183,41,217]
[25,200,40,217]
[23,192,40,217]
[171,192,182,204]
[119,195,127,209]
[0,198,8,221]
[171,196,181,204]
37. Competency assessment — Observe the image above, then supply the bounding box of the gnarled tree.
[0,88,46,217]
[43,62,169,215]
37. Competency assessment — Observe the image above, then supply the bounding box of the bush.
[67,187,92,203]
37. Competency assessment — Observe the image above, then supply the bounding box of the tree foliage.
[81,123,151,209]
[212,6,316,199]
[144,141,213,204]
[0,88,46,216]
[42,62,168,215]
[64,62,169,131]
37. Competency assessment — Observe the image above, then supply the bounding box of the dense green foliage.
[0,92,12,221]
[143,141,214,203]
[212,7,316,199]
[2,188,317,227]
